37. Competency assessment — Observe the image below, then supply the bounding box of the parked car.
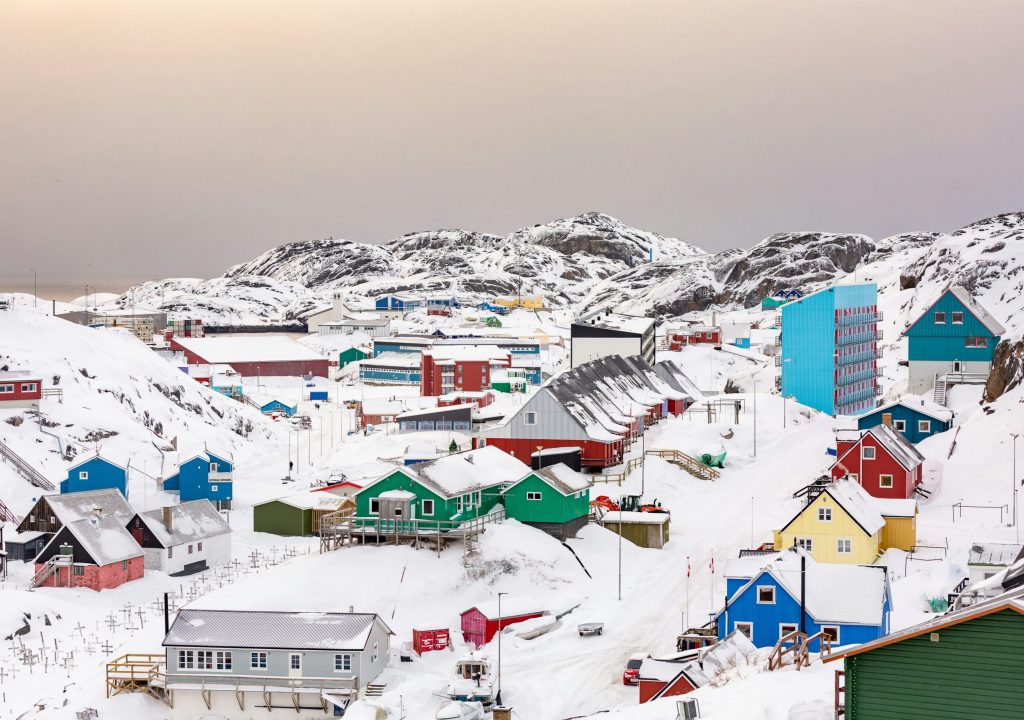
[577,622,604,637]
[622,653,646,685]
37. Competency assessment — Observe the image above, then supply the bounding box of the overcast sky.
[2,0,1023,286]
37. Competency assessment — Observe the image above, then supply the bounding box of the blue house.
[261,399,297,417]
[780,283,881,416]
[904,286,1006,394]
[374,294,423,313]
[163,449,234,510]
[61,455,128,496]
[856,397,953,444]
[716,550,890,651]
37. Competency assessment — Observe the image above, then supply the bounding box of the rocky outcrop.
[985,338,1024,402]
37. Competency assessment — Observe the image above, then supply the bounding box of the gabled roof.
[40,514,143,566]
[360,447,530,500]
[777,479,884,537]
[463,597,545,620]
[905,285,1007,337]
[859,396,954,424]
[825,586,1024,662]
[968,542,1022,567]
[135,500,231,547]
[833,425,924,473]
[260,492,349,511]
[503,463,593,496]
[164,609,392,651]
[67,453,127,473]
[43,489,134,525]
[718,550,888,626]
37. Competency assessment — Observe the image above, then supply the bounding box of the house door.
[288,653,302,678]
[881,413,892,427]
[952,361,962,373]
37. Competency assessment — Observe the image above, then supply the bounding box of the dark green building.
[339,346,369,369]
[501,464,592,540]
[829,594,1024,719]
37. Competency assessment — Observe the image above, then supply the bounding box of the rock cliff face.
[985,338,1024,402]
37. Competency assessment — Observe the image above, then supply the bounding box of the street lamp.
[1012,433,1020,542]
[26,268,37,308]
[84,284,94,311]
[496,591,508,706]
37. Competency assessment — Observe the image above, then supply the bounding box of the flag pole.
[685,555,690,633]
[709,550,714,625]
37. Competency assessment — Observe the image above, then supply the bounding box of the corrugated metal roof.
[45,489,134,525]
[164,609,389,650]
[137,500,231,547]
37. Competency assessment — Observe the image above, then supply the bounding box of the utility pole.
[27,268,37,308]
[496,591,507,705]
[1013,433,1020,542]
[753,379,757,458]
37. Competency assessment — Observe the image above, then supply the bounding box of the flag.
[686,556,690,578]
[709,556,714,574]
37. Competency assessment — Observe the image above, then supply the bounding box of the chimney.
[92,505,103,518]
[163,506,174,533]
[348,605,354,613]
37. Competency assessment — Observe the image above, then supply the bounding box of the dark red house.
[0,371,42,409]
[420,346,510,397]
[638,658,704,703]
[830,425,925,500]
[668,325,722,350]
[32,515,144,591]
[437,390,496,409]
[170,336,330,378]
[460,600,546,648]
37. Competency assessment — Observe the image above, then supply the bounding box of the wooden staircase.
[364,681,387,698]
[30,555,71,589]
[0,438,56,491]
[933,375,948,406]
[0,496,19,524]
[646,449,721,481]
[768,629,833,671]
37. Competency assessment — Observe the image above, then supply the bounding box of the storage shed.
[601,511,670,549]
[3,529,48,562]
[460,599,547,648]
[253,493,350,536]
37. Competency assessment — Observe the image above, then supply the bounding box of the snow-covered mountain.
[112,210,1024,328]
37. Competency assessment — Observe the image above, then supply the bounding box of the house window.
[211,485,218,492]
[370,498,380,515]
[951,312,964,324]
[198,542,203,552]
[779,624,798,640]
[251,652,268,669]
[168,547,173,558]
[215,651,232,670]
[894,420,906,432]
[372,642,379,662]
[837,538,853,554]
[918,420,931,433]
[818,507,832,522]
[527,491,542,501]
[197,651,214,670]
[179,650,195,669]
[121,559,128,570]
[934,312,946,324]
[22,383,38,393]
[524,412,537,426]
[862,446,875,460]
[879,474,894,488]
[188,545,194,554]
[79,471,89,480]
[74,565,85,576]
[0,384,12,393]
[209,463,218,472]
[966,336,988,348]
[757,586,776,604]
[821,626,840,644]
[334,653,352,672]
[290,654,302,670]
[421,499,434,516]
[735,622,753,639]
[796,537,813,552]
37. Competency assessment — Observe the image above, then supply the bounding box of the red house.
[638,658,705,703]
[668,325,721,350]
[437,390,496,409]
[830,425,926,500]
[32,515,144,590]
[0,371,42,409]
[170,336,330,379]
[460,600,546,648]
[356,399,407,429]
[420,346,510,397]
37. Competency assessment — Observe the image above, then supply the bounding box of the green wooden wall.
[253,501,311,536]
[503,474,589,524]
[846,608,1024,719]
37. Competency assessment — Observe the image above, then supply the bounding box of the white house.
[319,317,392,338]
[128,500,232,576]
[570,312,656,367]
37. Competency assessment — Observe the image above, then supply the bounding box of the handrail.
[0,496,18,524]
[0,438,56,490]
[768,629,806,671]
[646,448,721,480]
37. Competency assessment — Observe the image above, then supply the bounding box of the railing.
[768,629,806,671]
[41,388,64,404]
[799,630,834,667]
[0,438,56,491]
[208,471,233,482]
[30,555,71,589]
[836,331,879,347]
[646,448,721,480]
[836,368,879,386]
[321,508,505,552]
[947,576,970,608]
[106,654,165,698]
[941,372,989,385]
[836,348,882,366]
[836,311,882,327]
[835,670,846,717]
[0,496,18,524]
[594,456,644,485]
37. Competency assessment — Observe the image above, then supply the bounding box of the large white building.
[570,312,656,367]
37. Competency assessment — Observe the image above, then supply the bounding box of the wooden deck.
[319,508,505,555]
[105,653,166,702]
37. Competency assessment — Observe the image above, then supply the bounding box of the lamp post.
[752,379,757,458]
[1012,433,1020,542]
[26,268,37,308]
[640,431,646,495]
[496,591,508,706]
[84,284,94,311]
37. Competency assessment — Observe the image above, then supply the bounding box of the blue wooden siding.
[358,367,421,383]
[61,457,127,496]
[260,400,297,416]
[906,291,1000,362]
[857,404,951,444]
[717,570,889,651]
[163,453,233,504]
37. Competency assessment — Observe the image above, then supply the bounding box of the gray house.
[163,608,392,718]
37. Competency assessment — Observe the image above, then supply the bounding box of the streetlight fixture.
[496,591,508,706]
[1012,433,1020,542]
[26,268,37,308]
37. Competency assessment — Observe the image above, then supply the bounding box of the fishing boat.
[445,653,496,706]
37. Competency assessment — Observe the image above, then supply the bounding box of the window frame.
[779,623,799,641]
[289,653,302,671]
[370,498,380,515]
[178,650,195,670]
[893,419,906,432]
[836,538,853,555]
[250,651,268,670]
[879,474,894,489]
[334,653,352,672]
[734,621,754,640]
[756,585,776,604]
[862,446,876,460]
[421,499,434,516]
[918,420,931,433]
[0,384,12,394]
[79,471,89,480]
[524,411,538,426]
[951,311,964,325]
[796,537,814,553]
[526,491,542,501]
[934,311,946,324]
[821,625,840,644]
[817,507,832,522]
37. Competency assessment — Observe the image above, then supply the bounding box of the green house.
[501,463,593,540]
[253,492,349,536]
[339,346,369,369]
[355,446,531,526]
[828,593,1024,719]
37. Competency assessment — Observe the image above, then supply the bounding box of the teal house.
[856,398,953,445]
[780,284,881,416]
[260,399,297,417]
[339,346,369,369]
[61,455,128,496]
[501,463,593,540]
[904,286,1005,394]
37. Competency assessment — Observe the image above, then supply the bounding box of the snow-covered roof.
[378,490,416,500]
[721,550,888,626]
[513,463,592,496]
[873,498,918,519]
[397,405,470,420]
[465,596,545,620]
[835,425,924,473]
[361,352,422,368]
[44,489,134,525]
[262,492,347,511]
[968,542,1022,567]
[947,286,1007,336]
[531,446,582,457]
[638,657,692,682]
[0,370,39,381]
[822,480,885,536]
[67,452,127,473]
[361,398,407,415]
[172,336,326,363]
[322,317,392,328]
[164,609,389,650]
[47,515,143,566]
[574,312,654,335]
[861,396,953,423]
[426,345,510,363]
[407,446,530,499]
[136,500,231,547]
[601,511,670,525]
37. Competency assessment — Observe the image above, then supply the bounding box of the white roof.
[264,492,347,511]
[0,370,38,381]
[824,480,885,535]
[378,490,416,500]
[531,446,581,457]
[947,286,1007,336]
[407,446,531,498]
[530,464,593,494]
[136,501,231,547]
[165,609,387,651]
[864,396,954,423]
[873,498,918,519]
[427,345,510,363]
[466,596,545,620]
[574,312,654,335]
[43,489,134,525]
[968,542,1023,567]
[361,352,422,368]
[49,515,143,566]
[723,551,888,626]
[360,399,406,415]
[172,336,325,363]
[601,511,669,525]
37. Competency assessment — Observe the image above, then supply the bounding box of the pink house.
[33,515,144,590]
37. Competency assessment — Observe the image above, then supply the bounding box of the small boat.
[445,653,496,706]
[435,700,484,720]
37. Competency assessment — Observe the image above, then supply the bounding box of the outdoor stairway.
[934,371,989,406]
[240,394,262,409]
[768,629,833,672]
[364,682,387,698]
[0,496,19,524]
[646,449,721,481]
[30,555,71,589]
[0,438,56,491]
[933,376,948,406]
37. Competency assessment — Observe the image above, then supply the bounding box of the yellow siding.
[774,493,880,564]
[880,514,917,551]
[495,296,546,309]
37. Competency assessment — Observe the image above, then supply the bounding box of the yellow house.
[773,479,917,564]
[494,295,546,310]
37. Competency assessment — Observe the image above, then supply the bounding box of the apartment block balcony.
[208,471,233,482]
[836,368,880,386]
[836,311,883,327]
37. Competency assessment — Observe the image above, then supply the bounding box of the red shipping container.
[412,627,450,654]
